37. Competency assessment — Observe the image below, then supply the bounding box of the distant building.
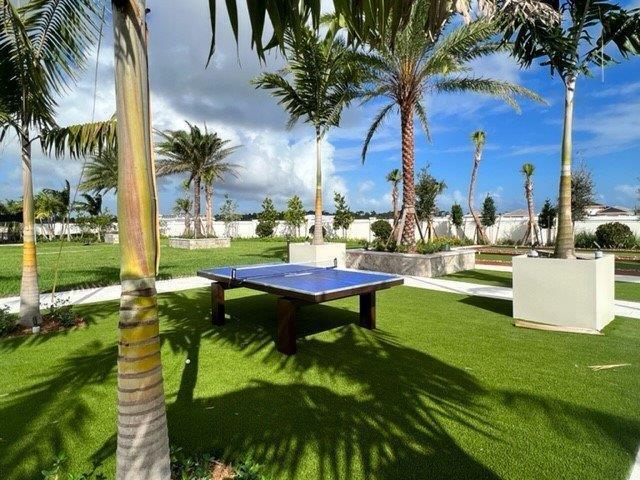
[584,203,606,216]
[595,205,634,216]
[502,209,529,218]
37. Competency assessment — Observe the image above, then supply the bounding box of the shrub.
[255,222,274,238]
[371,219,392,242]
[496,238,518,246]
[0,307,17,337]
[595,222,635,249]
[574,231,597,249]
[416,236,469,254]
[48,299,76,328]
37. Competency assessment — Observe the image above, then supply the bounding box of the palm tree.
[508,1,640,258]
[0,0,101,326]
[468,131,490,244]
[80,146,119,194]
[156,123,238,238]
[252,26,361,245]
[76,193,103,217]
[359,7,544,249]
[386,169,402,225]
[521,163,541,246]
[173,198,192,237]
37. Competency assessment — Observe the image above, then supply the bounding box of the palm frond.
[361,102,395,164]
[41,117,117,158]
[414,101,432,143]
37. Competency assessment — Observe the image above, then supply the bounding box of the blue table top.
[198,263,403,297]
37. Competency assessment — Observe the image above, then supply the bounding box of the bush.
[371,219,392,242]
[0,307,17,337]
[255,222,274,238]
[574,231,597,249]
[595,222,635,249]
[416,236,468,254]
[48,299,76,328]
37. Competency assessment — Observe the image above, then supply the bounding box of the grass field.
[443,269,640,302]
[1,285,640,480]
[476,252,640,272]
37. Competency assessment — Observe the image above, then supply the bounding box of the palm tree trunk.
[525,180,538,246]
[184,213,191,236]
[400,102,416,248]
[19,126,41,327]
[392,186,398,224]
[112,1,170,479]
[554,76,576,259]
[204,183,213,236]
[193,177,202,238]
[313,132,324,245]
[468,151,488,244]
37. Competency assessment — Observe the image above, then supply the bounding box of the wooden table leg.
[360,291,376,329]
[211,282,226,326]
[276,297,297,355]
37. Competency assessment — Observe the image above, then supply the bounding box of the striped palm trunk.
[204,182,214,236]
[554,76,576,259]
[400,102,416,249]
[312,131,324,245]
[523,176,539,246]
[468,146,488,244]
[112,1,170,478]
[391,184,398,225]
[19,125,41,327]
[193,177,202,238]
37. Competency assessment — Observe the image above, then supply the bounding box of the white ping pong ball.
[185,359,191,364]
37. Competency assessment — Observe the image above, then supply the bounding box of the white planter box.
[512,254,615,334]
[169,237,231,250]
[289,242,347,268]
[104,233,119,244]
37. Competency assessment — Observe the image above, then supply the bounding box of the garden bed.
[346,248,474,277]
[169,237,231,250]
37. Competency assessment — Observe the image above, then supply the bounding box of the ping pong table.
[197,262,404,355]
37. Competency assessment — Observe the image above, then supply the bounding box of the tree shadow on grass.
[458,296,513,317]
[447,270,512,288]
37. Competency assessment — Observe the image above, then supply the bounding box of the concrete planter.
[288,242,347,268]
[346,249,475,277]
[169,237,231,250]
[104,233,119,244]
[512,254,615,334]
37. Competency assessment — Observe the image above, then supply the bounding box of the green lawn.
[1,286,640,479]
[443,269,640,302]
[476,252,640,272]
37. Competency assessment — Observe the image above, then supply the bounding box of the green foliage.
[595,222,635,249]
[538,198,557,228]
[0,306,17,337]
[574,231,598,249]
[170,446,271,480]
[75,193,102,217]
[415,167,446,222]
[235,457,270,480]
[173,198,192,216]
[220,195,241,237]
[283,196,306,236]
[47,298,76,329]
[370,219,392,243]
[416,237,471,254]
[571,165,596,222]
[333,192,354,234]
[481,196,496,227]
[41,452,106,480]
[76,212,116,242]
[450,203,464,228]
[256,197,278,238]
[80,147,118,194]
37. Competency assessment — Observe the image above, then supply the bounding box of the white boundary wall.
[14,214,638,244]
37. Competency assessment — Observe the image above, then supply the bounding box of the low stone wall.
[346,248,475,277]
[169,237,231,250]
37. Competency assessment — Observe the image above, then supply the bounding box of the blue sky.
[1,0,638,215]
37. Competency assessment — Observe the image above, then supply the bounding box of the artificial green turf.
[476,253,640,271]
[1,286,639,480]
[443,269,640,302]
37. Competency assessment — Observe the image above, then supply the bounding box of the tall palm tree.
[156,123,238,238]
[80,146,119,194]
[0,0,101,326]
[521,163,541,246]
[508,1,640,258]
[359,5,544,249]
[468,130,490,244]
[386,168,402,225]
[201,139,240,237]
[76,192,103,216]
[252,26,361,245]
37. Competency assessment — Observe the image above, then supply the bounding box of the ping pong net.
[229,258,338,283]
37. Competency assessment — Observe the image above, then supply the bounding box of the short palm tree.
[76,192,103,217]
[521,163,541,246]
[0,0,101,326]
[252,26,362,245]
[508,0,640,258]
[386,169,402,224]
[80,146,119,195]
[468,130,489,244]
[173,197,193,237]
[156,123,239,238]
[359,5,544,249]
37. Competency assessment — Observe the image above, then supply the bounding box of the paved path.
[2,272,639,319]
[477,263,640,284]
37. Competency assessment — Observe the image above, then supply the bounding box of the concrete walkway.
[477,263,640,284]
[2,272,639,319]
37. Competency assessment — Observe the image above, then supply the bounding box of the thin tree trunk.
[184,213,191,237]
[193,177,202,238]
[468,148,488,244]
[112,1,170,479]
[19,126,41,327]
[400,102,416,249]
[392,186,398,225]
[523,178,539,246]
[204,183,213,236]
[554,76,576,259]
[313,132,324,245]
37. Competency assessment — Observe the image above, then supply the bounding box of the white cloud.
[575,100,640,155]
[614,184,639,201]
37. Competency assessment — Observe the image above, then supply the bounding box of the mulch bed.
[13,314,86,337]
